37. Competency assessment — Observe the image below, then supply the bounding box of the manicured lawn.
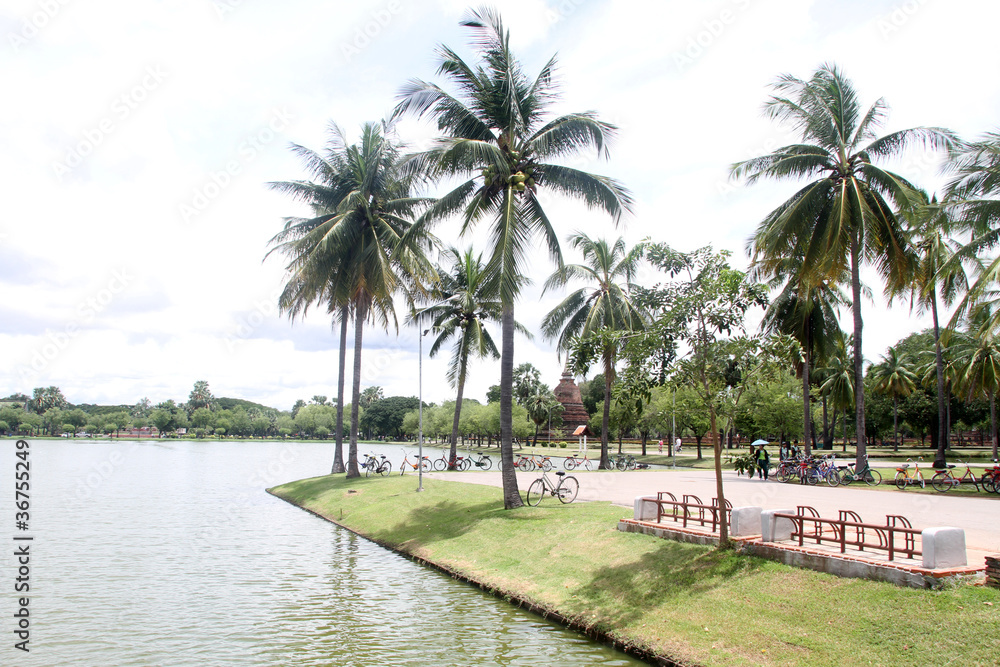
[270,474,999,667]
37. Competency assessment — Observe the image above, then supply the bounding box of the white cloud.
[1,0,994,410]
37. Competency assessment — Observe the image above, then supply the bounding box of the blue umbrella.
[750,439,769,447]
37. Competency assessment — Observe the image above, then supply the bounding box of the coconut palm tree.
[891,192,969,467]
[954,310,1000,461]
[756,257,847,456]
[819,337,855,451]
[395,8,633,507]
[410,246,515,468]
[870,346,918,452]
[267,121,434,478]
[733,63,957,469]
[541,233,646,469]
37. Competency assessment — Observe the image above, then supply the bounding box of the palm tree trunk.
[600,349,613,470]
[851,234,867,469]
[990,389,998,461]
[931,295,948,469]
[499,305,522,508]
[449,360,467,470]
[802,351,812,457]
[822,394,830,449]
[331,307,348,474]
[892,395,899,453]
[346,300,366,479]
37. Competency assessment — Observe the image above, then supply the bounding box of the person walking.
[756,444,771,481]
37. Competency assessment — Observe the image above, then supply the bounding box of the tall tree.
[187,380,216,414]
[396,8,632,507]
[733,63,957,469]
[891,193,968,467]
[870,346,918,451]
[410,246,508,467]
[542,233,646,469]
[268,121,433,478]
[953,310,1000,461]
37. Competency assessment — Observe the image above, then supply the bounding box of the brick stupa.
[552,366,590,438]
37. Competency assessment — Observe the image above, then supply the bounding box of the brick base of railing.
[987,555,1000,589]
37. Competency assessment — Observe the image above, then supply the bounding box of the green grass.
[270,474,999,666]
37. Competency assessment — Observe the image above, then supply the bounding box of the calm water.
[0,439,644,666]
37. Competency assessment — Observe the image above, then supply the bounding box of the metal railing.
[773,505,922,561]
[642,492,732,533]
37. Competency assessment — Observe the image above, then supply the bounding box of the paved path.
[426,467,1000,563]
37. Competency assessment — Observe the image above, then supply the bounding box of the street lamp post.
[418,328,429,492]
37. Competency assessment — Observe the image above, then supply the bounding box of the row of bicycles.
[361,451,495,476]
[771,454,1000,493]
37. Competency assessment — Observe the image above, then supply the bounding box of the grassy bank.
[269,474,999,667]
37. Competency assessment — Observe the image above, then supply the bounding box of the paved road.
[427,467,1000,561]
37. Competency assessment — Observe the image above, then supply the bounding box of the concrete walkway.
[426,466,1000,564]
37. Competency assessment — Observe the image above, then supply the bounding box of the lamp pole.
[547,404,552,444]
[671,387,676,469]
[418,328,429,492]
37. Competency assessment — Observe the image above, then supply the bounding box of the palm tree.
[757,258,847,456]
[267,121,433,478]
[819,337,855,451]
[395,8,632,507]
[870,346,918,451]
[541,233,646,469]
[733,63,957,469]
[410,246,512,468]
[954,310,1000,461]
[891,192,968,467]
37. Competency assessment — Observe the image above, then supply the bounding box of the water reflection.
[1,439,643,666]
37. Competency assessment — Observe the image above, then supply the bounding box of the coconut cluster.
[480,161,537,193]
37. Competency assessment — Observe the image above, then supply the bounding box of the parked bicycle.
[563,452,594,471]
[463,452,493,471]
[894,459,925,490]
[399,452,432,475]
[982,464,1000,493]
[838,457,882,486]
[525,470,579,506]
[362,453,393,477]
[931,461,980,492]
[432,452,466,471]
[611,453,637,471]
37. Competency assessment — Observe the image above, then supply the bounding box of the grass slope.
[269,474,999,667]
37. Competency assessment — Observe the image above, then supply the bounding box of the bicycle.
[981,464,1000,493]
[525,470,579,506]
[931,461,980,492]
[515,453,553,472]
[363,453,392,477]
[464,452,493,471]
[612,453,637,471]
[399,452,432,475]
[563,452,594,471]
[838,457,882,486]
[894,458,925,490]
[432,452,466,471]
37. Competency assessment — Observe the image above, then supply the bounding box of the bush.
[559,442,567,448]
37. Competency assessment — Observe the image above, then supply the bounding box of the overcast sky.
[2,0,998,411]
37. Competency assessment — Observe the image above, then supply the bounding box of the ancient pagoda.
[552,365,590,438]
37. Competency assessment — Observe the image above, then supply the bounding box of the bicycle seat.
[555,471,565,477]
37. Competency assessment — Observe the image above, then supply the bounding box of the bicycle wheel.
[894,473,907,490]
[541,458,554,472]
[825,469,840,487]
[840,467,855,485]
[480,456,492,471]
[931,472,953,493]
[432,458,446,472]
[526,479,545,506]
[864,469,882,486]
[563,457,577,471]
[420,459,432,472]
[365,462,375,477]
[378,462,391,477]
[627,458,637,471]
[557,476,579,503]
[517,458,533,472]
[777,466,792,483]
[459,458,471,472]
[982,474,996,493]
[616,458,627,471]
[917,473,925,489]
[583,458,593,471]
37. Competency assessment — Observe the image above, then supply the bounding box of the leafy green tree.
[359,396,421,440]
[636,244,768,544]
[396,7,632,508]
[411,247,506,467]
[542,233,646,468]
[359,386,383,409]
[524,388,562,446]
[268,121,433,477]
[31,386,68,413]
[734,63,957,469]
[131,397,152,419]
[953,312,1000,460]
[485,385,501,405]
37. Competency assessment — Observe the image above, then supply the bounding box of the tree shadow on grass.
[367,496,550,549]
[565,540,764,627]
